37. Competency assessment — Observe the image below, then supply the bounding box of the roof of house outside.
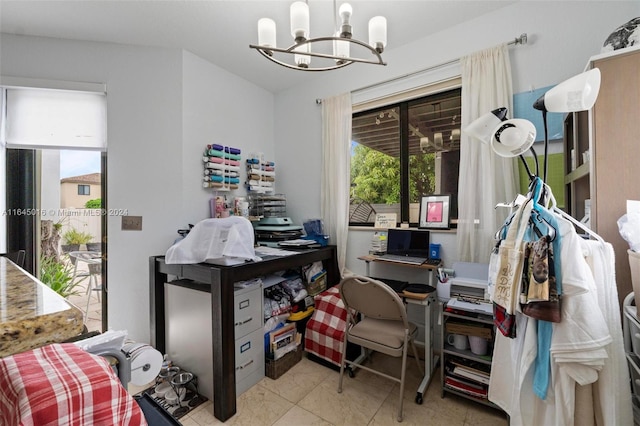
[60,172,101,184]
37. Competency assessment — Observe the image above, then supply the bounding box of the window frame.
[350,82,462,227]
[78,184,90,196]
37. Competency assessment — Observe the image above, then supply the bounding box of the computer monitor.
[385,229,430,258]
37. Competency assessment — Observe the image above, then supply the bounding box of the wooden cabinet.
[564,46,640,306]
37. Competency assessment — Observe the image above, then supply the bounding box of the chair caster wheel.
[415,393,423,404]
[348,368,355,378]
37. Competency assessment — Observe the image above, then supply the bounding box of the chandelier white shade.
[250,1,388,71]
[290,2,309,41]
[258,18,277,48]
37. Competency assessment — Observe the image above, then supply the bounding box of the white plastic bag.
[165,216,260,264]
[618,212,640,252]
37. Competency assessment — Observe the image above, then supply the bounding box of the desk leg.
[149,257,166,353]
[211,270,236,422]
[414,270,439,405]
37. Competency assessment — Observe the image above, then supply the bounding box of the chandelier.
[249,1,387,71]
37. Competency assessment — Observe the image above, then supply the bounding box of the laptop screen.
[386,229,430,257]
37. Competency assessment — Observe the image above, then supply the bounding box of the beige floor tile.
[178,416,201,426]
[224,383,294,426]
[258,356,335,404]
[272,406,335,426]
[298,371,391,426]
[186,401,224,425]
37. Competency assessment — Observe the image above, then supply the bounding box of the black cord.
[542,110,549,183]
[519,154,535,181]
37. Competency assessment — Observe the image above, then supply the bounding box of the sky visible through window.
[60,150,100,179]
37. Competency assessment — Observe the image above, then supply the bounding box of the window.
[350,88,461,226]
[78,184,90,195]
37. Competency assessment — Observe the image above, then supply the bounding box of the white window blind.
[4,87,106,151]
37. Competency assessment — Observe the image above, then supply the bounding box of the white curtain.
[321,93,352,277]
[457,44,519,263]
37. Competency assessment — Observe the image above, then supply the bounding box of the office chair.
[0,250,26,269]
[337,275,423,422]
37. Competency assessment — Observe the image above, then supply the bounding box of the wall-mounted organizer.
[202,144,242,191]
[245,153,276,194]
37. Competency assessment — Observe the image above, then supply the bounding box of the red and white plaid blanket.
[0,343,147,426]
[304,286,349,366]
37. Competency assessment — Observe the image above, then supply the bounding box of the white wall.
[275,2,640,281]
[181,51,274,223]
[0,34,275,343]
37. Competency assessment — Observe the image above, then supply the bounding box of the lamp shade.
[368,16,387,52]
[534,68,601,113]
[490,119,536,157]
[290,1,310,41]
[463,107,508,144]
[258,18,277,48]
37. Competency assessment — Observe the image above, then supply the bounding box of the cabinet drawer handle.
[236,359,254,370]
[235,317,253,326]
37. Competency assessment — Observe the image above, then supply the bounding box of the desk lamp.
[533,68,601,183]
[464,107,538,180]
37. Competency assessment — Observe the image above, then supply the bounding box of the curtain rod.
[316,33,527,104]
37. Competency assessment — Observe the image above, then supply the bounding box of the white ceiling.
[0,1,517,93]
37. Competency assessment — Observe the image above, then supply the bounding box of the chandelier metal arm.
[249,36,386,71]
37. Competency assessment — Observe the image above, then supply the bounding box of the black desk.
[149,245,339,422]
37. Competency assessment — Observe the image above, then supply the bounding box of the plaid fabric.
[0,343,147,426]
[494,303,517,338]
[304,286,348,366]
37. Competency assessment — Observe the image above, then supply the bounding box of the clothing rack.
[553,206,605,244]
[315,33,528,104]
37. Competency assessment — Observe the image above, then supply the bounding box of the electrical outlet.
[121,215,142,231]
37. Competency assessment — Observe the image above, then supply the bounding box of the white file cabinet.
[233,284,264,395]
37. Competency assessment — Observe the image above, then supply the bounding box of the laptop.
[378,229,430,265]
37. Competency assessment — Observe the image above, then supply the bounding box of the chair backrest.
[0,250,26,268]
[339,276,409,327]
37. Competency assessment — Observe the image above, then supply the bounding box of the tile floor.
[174,352,507,426]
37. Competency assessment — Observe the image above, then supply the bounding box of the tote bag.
[492,199,533,315]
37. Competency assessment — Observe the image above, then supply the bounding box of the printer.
[252,217,303,247]
[438,262,492,314]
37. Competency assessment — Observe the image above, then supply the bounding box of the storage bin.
[306,271,327,296]
[265,345,303,379]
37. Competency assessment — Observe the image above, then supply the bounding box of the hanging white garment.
[489,215,612,425]
[579,239,633,426]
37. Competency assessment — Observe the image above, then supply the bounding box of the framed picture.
[419,194,451,229]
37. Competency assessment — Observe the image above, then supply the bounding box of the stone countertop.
[0,257,84,357]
